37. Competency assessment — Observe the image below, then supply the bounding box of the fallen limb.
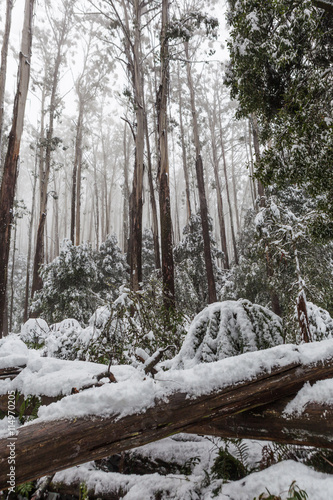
[1,347,333,488]
[189,396,333,449]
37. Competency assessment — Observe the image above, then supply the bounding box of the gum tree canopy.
[225,0,333,236]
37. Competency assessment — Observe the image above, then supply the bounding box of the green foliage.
[17,394,41,424]
[173,299,283,368]
[31,239,98,324]
[79,482,89,500]
[253,480,308,500]
[223,192,333,340]
[211,440,248,482]
[225,0,333,233]
[89,277,187,365]
[174,213,224,315]
[31,236,128,325]
[94,234,129,300]
[16,481,35,499]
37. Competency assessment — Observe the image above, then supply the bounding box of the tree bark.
[71,102,83,244]
[205,89,229,269]
[23,153,37,322]
[0,0,35,336]
[177,63,192,220]
[184,41,216,302]
[31,1,73,299]
[0,0,13,172]
[2,351,333,487]
[157,0,175,310]
[217,92,239,265]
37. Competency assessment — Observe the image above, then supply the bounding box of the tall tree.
[184,39,217,302]
[157,0,175,310]
[0,0,35,336]
[226,0,333,235]
[0,0,13,172]
[31,0,75,299]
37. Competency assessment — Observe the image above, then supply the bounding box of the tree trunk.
[157,0,175,310]
[206,91,229,269]
[9,221,17,332]
[71,102,83,244]
[144,99,161,270]
[122,124,129,254]
[217,94,239,265]
[0,0,35,336]
[23,154,37,322]
[231,123,240,232]
[184,41,216,303]
[2,346,333,487]
[0,0,13,172]
[177,63,191,220]
[250,114,265,206]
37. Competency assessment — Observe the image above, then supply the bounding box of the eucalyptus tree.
[70,22,109,246]
[0,0,35,336]
[167,4,219,302]
[31,0,76,299]
[0,0,13,172]
[225,0,333,237]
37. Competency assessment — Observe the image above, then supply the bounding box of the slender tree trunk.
[53,174,59,257]
[75,124,83,246]
[0,0,35,336]
[157,0,175,310]
[206,92,229,269]
[177,64,191,220]
[184,41,216,303]
[127,0,145,292]
[23,155,37,322]
[231,123,240,232]
[71,102,83,243]
[245,120,256,209]
[250,114,265,206]
[0,0,13,172]
[144,99,160,270]
[217,94,239,265]
[31,3,72,299]
[122,124,129,254]
[9,221,17,332]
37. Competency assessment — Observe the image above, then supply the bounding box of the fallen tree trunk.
[1,351,333,488]
[190,396,333,450]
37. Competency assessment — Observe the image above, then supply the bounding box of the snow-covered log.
[2,340,333,488]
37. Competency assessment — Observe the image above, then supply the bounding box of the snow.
[0,335,332,425]
[0,335,136,399]
[52,456,333,500]
[218,460,333,500]
[284,379,333,416]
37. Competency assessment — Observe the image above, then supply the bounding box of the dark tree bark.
[156,0,175,310]
[2,348,333,487]
[177,63,192,220]
[0,0,13,172]
[71,102,83,244]
[184,41,216,303]
[0,0,35,337]
[23,154,38,322]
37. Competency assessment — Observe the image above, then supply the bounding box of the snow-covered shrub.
[142,228,156,282]
[174,213,224,315]
[20,318,49,348]
[171,299,283,369]
[45,318,84,360]
[31,239,99,325]
[306,302,333,342]
[94,234,129,300]
[84,281,188,365]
